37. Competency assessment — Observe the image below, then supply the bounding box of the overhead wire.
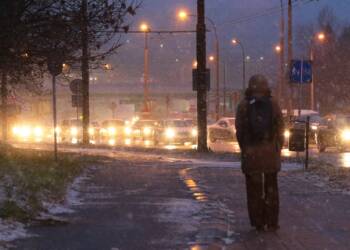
[218,0,319,27]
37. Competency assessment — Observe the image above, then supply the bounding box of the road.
[12,139,350,169]
[13,146,350,250]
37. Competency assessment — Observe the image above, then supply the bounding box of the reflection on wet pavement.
[341,153,350,168]
[178,167,236,248]
[181,170,208,202]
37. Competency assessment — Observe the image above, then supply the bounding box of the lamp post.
[178,10,220,121]
[140,22,150,114]
[310,32,326,111]
[232,39,246,92]
[275,44,284,103]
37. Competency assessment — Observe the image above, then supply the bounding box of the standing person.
[235,74,284,232]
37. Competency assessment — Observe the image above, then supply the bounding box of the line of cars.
[282,113,350,153]
[10,116,239,146]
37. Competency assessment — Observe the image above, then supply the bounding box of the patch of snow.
[0,219,30,242]
[282,162,303,171]
[66,174,90,206]
[42,202,75,215]
[158,198,202,233]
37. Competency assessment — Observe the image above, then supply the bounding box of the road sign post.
[290,60,313,116]
[47,54,63,162]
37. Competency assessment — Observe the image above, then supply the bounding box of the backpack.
[247,96,273,142]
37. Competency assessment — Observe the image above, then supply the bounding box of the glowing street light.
[178,10,189,21]
[231,38,246,90]
[192,60,198,69]
[275,45,282,53]
[317,32,325,42]
[209,55,215,62]
[103,63,112,70]
[310,31,326,110]
[140,22,151,113]
[140,22,150,32]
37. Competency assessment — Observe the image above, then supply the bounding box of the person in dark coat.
[235,74,284,232]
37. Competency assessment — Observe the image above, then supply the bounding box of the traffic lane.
[11,140,310,160]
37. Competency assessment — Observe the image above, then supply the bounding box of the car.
[156,119,197,145]
[60,119,98,144]
[99,119,130,145]
[131,120,162,143]
[316,115,350,152]
[11,121,47,143]
[208,117,236,143]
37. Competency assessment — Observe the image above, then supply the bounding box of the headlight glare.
[341,130,350,141]
[165,128,176,139]
[143,127,152,135]
[70,127,78,136]
[191,128,198,137]
[284,130,290,139]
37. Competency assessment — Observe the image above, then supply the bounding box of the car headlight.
[341,130,350,141]
[165,128,176,139]
[70,127,78,136]
[124,127,132,135]
[191,128,198,137]
[88,127,95,135]
[284,130,290,139]
[143,127,152,136]
[108,127,116,136]
[55,127,61,135]
[12,126,20,135]
[20,126,31,138]
[311,125,318,131]
[34,127,43,137]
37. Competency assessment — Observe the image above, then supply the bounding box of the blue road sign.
[290,60,313,84]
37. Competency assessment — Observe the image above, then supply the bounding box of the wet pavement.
[14,149,350,250]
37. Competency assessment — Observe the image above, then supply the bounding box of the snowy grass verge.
[296,159,350,194]
[0,144,90,242]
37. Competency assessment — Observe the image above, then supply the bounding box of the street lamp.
[178,9,221,121]
[317,32,325,42]
[310,31,326,110]
[275,45,282,53]
[140,22,151,114]
[232,38,246,91]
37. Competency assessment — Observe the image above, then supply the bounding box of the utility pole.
[81,0,90,145]
[279,0,285,106]
[196,0,208,152]
[214,30,220,121]
[1,71,7,142]
[287,0,293,116]
[143,31,150,113]
[223,62,227,116]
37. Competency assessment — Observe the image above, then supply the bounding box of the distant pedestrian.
[235,74,284,232]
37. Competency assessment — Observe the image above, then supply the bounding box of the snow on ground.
[168,158,304,172]
[0,179,31,243]
[0,219,30,243]
[0,170,89,244]
[66,169,93,207]
[158,198,203,233]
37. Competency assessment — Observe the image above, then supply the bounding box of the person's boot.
[255,225,265,232]
[266,224,280,232]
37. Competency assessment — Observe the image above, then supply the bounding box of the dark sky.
[97,0,350,90]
